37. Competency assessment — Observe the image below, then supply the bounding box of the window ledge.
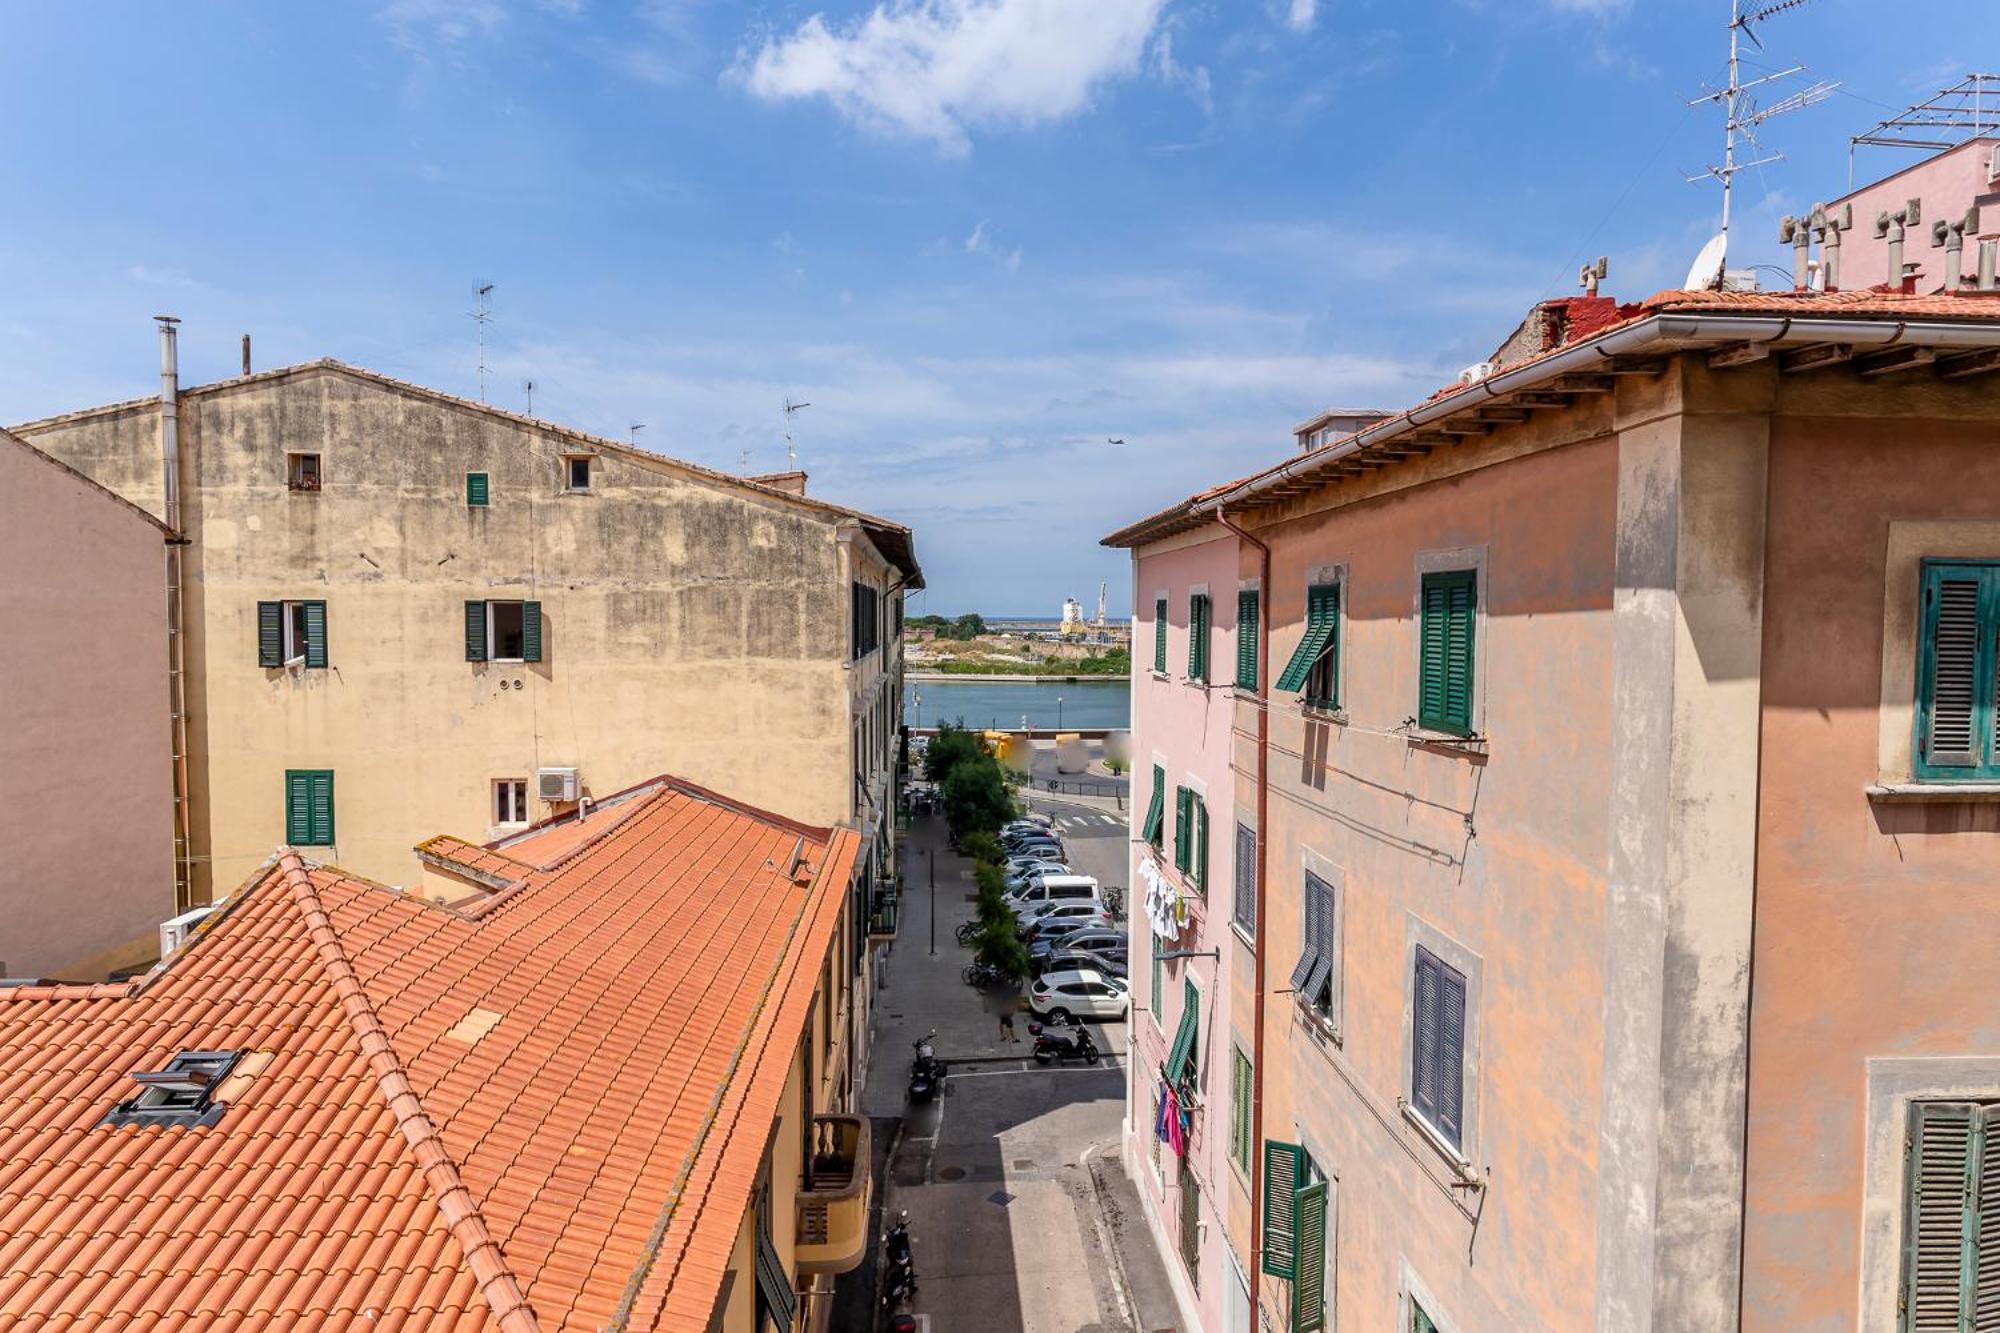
[1866,782,2000,804]
[1301,704,1347,725]
[1294,999,1342,1048]
[1407,730,1488,756]
[1399,1102,1481,1187]
[1230,921,1255,951]
[1149,670,1172,682]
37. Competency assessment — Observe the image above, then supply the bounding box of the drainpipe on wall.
[1215,506,1270,1319]
[157,315,195,913]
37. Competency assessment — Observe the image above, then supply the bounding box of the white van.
[1008,873,1101,913]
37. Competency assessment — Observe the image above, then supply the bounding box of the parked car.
[1017,901,1115,941]
[1006,875,1101,912]
[1038,948,1128,982]
[1031,925,1126,961]
[1005,813,1056,831]
[1005,865,1071,891]
[1002,831,1065,855]
[1028,968,1130,1023]
[1004,855,1068,875]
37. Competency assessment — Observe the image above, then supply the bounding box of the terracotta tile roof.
[1639,286,2000,319]
[0,781,859,1331]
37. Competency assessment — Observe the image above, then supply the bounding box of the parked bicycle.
[962,961,1009,989]
[954,921,981,946]
[1101,886,1126,916]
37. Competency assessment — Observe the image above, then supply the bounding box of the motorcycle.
[882,1212,919,1307]
[908,1030,947,1102]
[1030,1016,1100,1066]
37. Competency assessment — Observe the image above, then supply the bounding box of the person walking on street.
[999,1006,1018,1042]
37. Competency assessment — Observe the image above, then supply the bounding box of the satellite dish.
[1684,233,1728,291]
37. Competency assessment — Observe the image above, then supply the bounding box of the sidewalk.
[864,809,1175,1333]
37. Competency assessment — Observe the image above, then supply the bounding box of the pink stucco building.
[1792,137,2000,292]
[0,428,175,979]
[1119,518,1253,1333]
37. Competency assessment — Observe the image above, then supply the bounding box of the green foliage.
[931,651,1129,677]
[908,612,988,641]
[1104,756,1129,775]
[960,831,1003,867]
[924,721,985,784]
[943,758,1014,842]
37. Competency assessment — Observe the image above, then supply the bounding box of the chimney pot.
[241,334,252,377]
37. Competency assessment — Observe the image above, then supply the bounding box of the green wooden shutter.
[309,772,334,845]
[1174,788,1193,873]
[1420,571,1477,735]
[1412,1300,1439,1333]
[303,601,327,669]
[1151,938,1162,1017]
[464,600,487,662]
[466,471,489,507]
[522,601,544,663]
[1237,589,1260,689]
[285,771,310,843]
[258,602,283,667]
[1275,588,1337,693]
[1143,765,1166,845]
[1164,980,1199,1085]
[1188,594,1210,681]
[1154,597,1168,673]
[1262,1140,1304,1278]
[1231,1049,1253,1169]
[1293,1179,1329,1333]
[1904,1102,1975,1332]
[1194,797,1209,892]
[1916,563,2000,778]
[1305,584,1340,709]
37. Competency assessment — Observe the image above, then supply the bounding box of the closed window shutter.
[522,601,543,663]
[258,602,283,667]
[1435,962,1466,1146]
[466,472,489,507]
[1904,1102,1976,1332]
[1918,564,1999,775]
[1289,879,1323,993]
[1302,873,1334,1013]
[1234,822,1257,931]
[1979,1105,2000,1331]
[310,773,334,845]
[1238,590,1260,688]
[1155,597,1168,672]
[1232,1050,1252,1168]
[1194,798,1209,892]
[1412,1301,1439,1333]
[464,600,487,662]
[303,601,327,669]
[1292,1179,1328,1333]
[754,1197,798,1329]
[1262,1140,1304,1278]
[1420,572,1477,734]
[1411,949,1440,1126]
[1188,594,1202,678]
[285,772,310,843]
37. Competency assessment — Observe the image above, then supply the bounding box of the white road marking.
[947,1060,1125,1078]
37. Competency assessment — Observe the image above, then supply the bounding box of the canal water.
[905,677,1131,731]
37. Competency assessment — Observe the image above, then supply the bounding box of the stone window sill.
[1295,998,1342,1048]
[1399,1102,1481,1187]
[1407,730,1488,757]
[1866,782,2000,804]
[1301,703,1347,725]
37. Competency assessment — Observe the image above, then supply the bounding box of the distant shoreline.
[906,670,1131,684]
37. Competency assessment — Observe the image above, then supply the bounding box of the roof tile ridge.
[275,852,540,1333]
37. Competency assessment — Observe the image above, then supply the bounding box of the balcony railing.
[796,1115,871,1274]
[868,889,898,938]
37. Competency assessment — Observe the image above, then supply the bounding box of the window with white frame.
[493,779,529,827]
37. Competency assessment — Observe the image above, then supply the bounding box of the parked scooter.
[882,1211,919,1307]
[1030,1016,1100,1066]
[908,1031,947,1102]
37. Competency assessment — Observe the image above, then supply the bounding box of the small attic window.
[565,455,593,491]
[287,452,321,492]
[101,1050,242,1129]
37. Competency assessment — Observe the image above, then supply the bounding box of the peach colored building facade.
[1108,285,2000,1332]
[1122,523,1252,1333]
[0,428,174,979]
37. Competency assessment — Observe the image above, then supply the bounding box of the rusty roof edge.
[603,830,857,1331]
[1192,309,2000,521]
[276,851,542,1333]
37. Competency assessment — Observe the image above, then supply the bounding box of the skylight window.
[101,1050,242,1129]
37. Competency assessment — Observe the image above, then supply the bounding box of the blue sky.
[2,1,1994,616]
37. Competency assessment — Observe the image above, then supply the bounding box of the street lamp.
[914,686,922,731]
[1057,694,1064,731]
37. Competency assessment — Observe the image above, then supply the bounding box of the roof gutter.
[1197,312,2000,516]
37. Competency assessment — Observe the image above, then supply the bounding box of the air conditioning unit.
[537,767,580,802]
[159,905,216,960]
[1457,361,1496,386]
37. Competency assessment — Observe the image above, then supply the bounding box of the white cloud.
[1150,31,1212,116]
[739,0,1168,154]
[379,0,505,48]
[1285,0,1317,32]
[964,220,1024,271]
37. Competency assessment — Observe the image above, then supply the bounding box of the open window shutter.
[1412,1302,1439,1333]
[522,601,544,663]
[1292,1179,1329,1333]
[257,602,283,667]
[464,601,487,662]
[1904,1101,1977,1332]
[285,772,310,843]
[310,773,334,845]
[1261,1140,1304,1278]
[1920,566,1988,770]
[1165,981,1199,1085]
[1411,950,1440,1126]
[1143,766,1166,845]
[1321,584,1341,704]
[1275,593,1334,694]
[1290,883,1322,992]
[303,601,327,669]
[1155,597,1168,672]
[753,1199,798,1329]
[1238,590,1260,688]
[1195,799,1209,891]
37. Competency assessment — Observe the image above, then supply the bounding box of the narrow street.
[850,757,1180,1333]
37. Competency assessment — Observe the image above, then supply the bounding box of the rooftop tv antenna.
[523,379,535,416]
[1686,0,1838,268]
[1847,74,2000,187]
[629,422,645,444]
[782,398,811,469]
[471,283,495,403]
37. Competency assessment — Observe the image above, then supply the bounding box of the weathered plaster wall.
[1251,432,1620,1333]
[0,432,174,977]
[1742,410,2000,1333]
[1126,524,1242,1333]
[19,368,891,896]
